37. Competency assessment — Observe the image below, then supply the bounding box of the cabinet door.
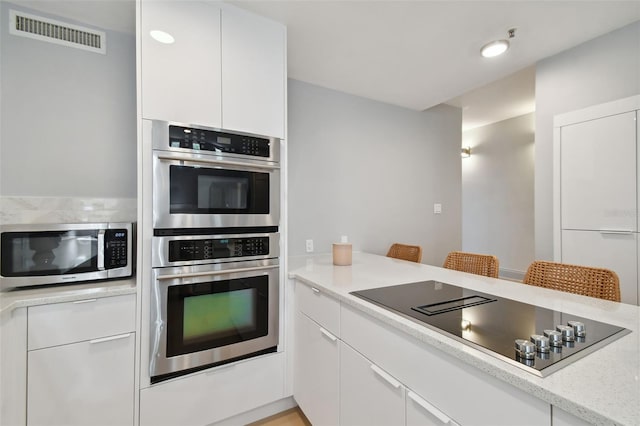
[27,333,135,426]
[560,111,636,231]
[293,311,339,426]
[340,343,405,426]
[141,0,222,127]
[221,6,285,138]
[561,229,638,305]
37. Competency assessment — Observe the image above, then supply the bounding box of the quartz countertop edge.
[289,252,640,426]
[0,277,136,314]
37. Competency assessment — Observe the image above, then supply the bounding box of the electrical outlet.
[434,203,442,214]
[305,239,314,253]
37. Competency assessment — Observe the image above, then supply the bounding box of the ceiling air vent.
[9,9,106,54]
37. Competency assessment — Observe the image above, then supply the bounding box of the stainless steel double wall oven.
[148,121,280,383]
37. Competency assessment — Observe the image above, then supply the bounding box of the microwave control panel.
[169,125,270,158]
[169,237,270,262]
[105,229,128,268]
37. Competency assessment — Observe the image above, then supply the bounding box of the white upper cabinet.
[140,2,286,138]
[221,5,286,138]
[141,1,222,128]
[560,111,637,231]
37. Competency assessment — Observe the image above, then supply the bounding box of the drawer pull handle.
[370,364,401,389]
[598,229,633,235]
[311,287,320,294]
[73,298,98,304]
[407,391,452,424]
[89,333,131,345]
[319,327,337,342]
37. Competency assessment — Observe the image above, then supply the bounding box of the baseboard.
[499,267,525,282]
[211,397,297,426]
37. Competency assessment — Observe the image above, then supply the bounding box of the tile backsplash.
[0,197,137,225]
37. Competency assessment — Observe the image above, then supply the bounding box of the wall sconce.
[461,147,471,158]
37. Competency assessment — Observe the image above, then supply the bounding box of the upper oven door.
[152,150,280,229]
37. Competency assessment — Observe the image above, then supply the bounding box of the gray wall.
[462,113,534,276]
[535,21,640,260]
[287,79,462,266]
[0,2,136,198]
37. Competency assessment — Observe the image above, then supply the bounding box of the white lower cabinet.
[340,343,405,426]
[27,333,135,426]
[293,311,340,426]
[26,294,136,426]
[140,352,285,426]
[552,406,591,426]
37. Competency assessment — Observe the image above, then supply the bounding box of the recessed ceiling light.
[150,30,175,44]
[480,28,516,58]
[481,40,509,58]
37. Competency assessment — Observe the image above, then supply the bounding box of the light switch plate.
[434,203,442,214]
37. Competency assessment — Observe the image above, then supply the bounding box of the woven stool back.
[523,260,620,302]
[443,251,499,278]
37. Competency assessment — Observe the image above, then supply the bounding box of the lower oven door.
[150,258,279,382]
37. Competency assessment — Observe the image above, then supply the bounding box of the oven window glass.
[1,231,98,277]
[166,275,269,357]
[183,289,256,344]
[170,165,269,214]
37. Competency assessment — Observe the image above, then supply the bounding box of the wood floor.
[248,407,311,426]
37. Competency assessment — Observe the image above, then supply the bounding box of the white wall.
[287,79,462,266]
[0,2,136,199]
[535,21,640,260]
[462,113,534,277]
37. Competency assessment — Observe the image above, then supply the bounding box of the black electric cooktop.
[351,280,630,377]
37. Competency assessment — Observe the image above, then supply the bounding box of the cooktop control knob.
[556,325,575,342]
[568,321,586,337]
[543,329,563,347]
[515,339,536,360]
[530,334,550,353]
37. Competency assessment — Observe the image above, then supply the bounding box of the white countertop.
[289,252,640,426]
[0,277,136,314]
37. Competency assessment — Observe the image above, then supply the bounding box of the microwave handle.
[157,154,280,171]
[97,230,105,270]
[156,264,278,281]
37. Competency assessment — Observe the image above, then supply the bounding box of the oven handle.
[156,264,279,281]
[156,154,280,171]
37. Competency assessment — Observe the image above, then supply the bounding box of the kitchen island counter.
[289,252,639,426]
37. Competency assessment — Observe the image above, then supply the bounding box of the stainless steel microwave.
[0,222,134,290]
[147,120,280,230]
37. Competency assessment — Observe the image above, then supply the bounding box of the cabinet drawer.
[140,352,285,426]
[28,294,136,350]
[341,304,550,426]
[295,281,340,336]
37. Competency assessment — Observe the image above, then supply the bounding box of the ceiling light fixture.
[150,30,175,44]
[480,28,516,58]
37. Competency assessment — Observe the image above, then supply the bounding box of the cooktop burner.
[351,280,630,377]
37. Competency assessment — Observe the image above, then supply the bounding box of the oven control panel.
[169,125,270,158]
[168,237,270,262]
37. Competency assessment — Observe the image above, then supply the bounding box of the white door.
[141,1,222,127]
[561,229,638,305]
[27,333,135,426]
[293,311,340,426]
[560,111,636,231]
[221,6,285,138]
[340,343,405,426]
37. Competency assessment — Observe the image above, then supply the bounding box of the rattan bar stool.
[523,260,621,302]
[443,251,499,278]
[386,243,422,263]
